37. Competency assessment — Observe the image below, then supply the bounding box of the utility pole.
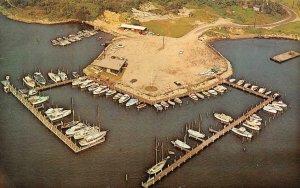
[162,36,165,49]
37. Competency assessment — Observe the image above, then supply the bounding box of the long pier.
[4,83,103,153]
[35,79,74,91]
[142,96,274,187]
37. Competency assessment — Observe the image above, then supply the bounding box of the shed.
[93,58,127,75]
[119,24,147,34]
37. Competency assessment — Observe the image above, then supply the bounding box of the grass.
[279,0,300,15]
[270,21,300,35]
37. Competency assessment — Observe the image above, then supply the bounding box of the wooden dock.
[35,79,74,91]
[142,96,274,187]
[3,83,103,153]
[270,51,300,63]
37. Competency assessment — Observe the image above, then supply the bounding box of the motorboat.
[28,89,37,96]
[174,98,182,104]
[33,72,46,85]
[243,121,260,131]
[171,139,191,150]
[263,106,277,114]
[265,91,272,96]
[48,72,61,83]
[105,90,117,96]
[23,76,36,88]
[258,88,266,94]
[72,72,80,78]
[167,99,176,106]
[45,108,63,116]
[98,87,109,95]
[88,83,100,92]
[79,130,107,146]
[57,70,68,81]
[28,95,49,105]
[113,93,123,100]
[92,87,104,95]
[236,80,245,86]
[202,91,210,97]
[119,94,130,104]
[147,156,170,175]
[229,78,236,83]
[208,89,218,96]
[66,122,86,136]
[272,93,280,98]
[243,83,251,88]
[137,103,147,109]
[267,104,283,112]
[231,127,252,138]
[195,93,205,99]
[189,94,198,101]
[48,110,71,121]
[18,89,28,98]
[61,120,80,129]
[160,101,169,108]
[188,129,205,140]
[80,80,94,89]
[250,114,262,121]
[74,126,98,140]
[126,98,139,107]
[250,85,258,91]
[214,113,233,123]
[154,103,163,111]
[272,101,287,108]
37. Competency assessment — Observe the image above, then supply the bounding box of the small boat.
[208,89,218,96]
[250,85,258,91]
[23,76,36,88]
[243,83,251,88]
[272,93,280,98]
[45,108,63,116]
[18,89,28,98]
[88,83,100,92]
[79,130,107,146]
[214,86,225,93]
[195,93,205,99]
[48,72,61,83]
[57,70,68,81]
[98,87,109,95]
[188,129,205,140]
[250,114,262,121]
[160,101,169,108]
[231,127,252,138]
[263,106,277,114]
[33,72,46,85]
[147,156,170,175]
[267,104,283,112]
[171,139,191,150]
[137,103,147,109]
[74,126,96,140]
[154,103,163,111]
[105,90,116,96]
[61,120,80,129]
[229,78,236,83]
[72,77,86,86]
[167,99,176,106]
[174,98,182,104]
[258,88,266,93]
[48,110,72,121]
[202,91,210,97]
[246,119,261,126]
[214,113,233,123]
[113,93,123,100]
[66,122,86,136]
[168,150,175,155]
[92,87,103,95]
[72,72,80,78]
[243,121,260,131]
[272,101,287,108]
[28,89,37,96]
[79,80,94,89]
[126,98,139,107]
[28,95,49,105]
[189,94,198,101]
[236,80,245,86]
[265,91,272,96]
[118,94,130,104]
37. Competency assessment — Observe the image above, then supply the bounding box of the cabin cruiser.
[147,156,170,175]
[258,88,266,94]
[214,86,226,93]
[137,103,147,109]
[61,120,80,129]
[236,80,245,86]
[33,72,46,85]
[243,121,260,131]
[126,98,139,107]
[250,114,262,121]
[72,76,86,86]
[119,94,130,104]
[87,83,100,92]
[105,90,117,96]
[28,89,37,96]
[80,80,94,89]
[208,89,218,96]
[266,104,283,112]
[18,89,28,98]
[160,101,169,108]
[48,72,61,83]
[246,119,261,126]
[250,85,258,91]
[113,93,123,100]
[195,93,205,99]
[202,91,210,97]
[174,98,182,104]
[272,93,280,98]
[57,70,68,81]
[28,95,49,105]
[92,87,104,95]
[171,139,191,150]
[189,94,198,101]
[272,101,287,108]
[74,126,98,140]
[188,129,205,140]
[231,127,252,138]
[167,99,175,106]
[98,87,109,95]
[66,122,86,136]
[154,103,163,111]
[72,72,80,78]
[48,109,71,121]
[263,106,277,114]
[265,91,272,96]
[229,78,236,83]
[45,108,63,116]
[79,130,107,146]
[214,113,233,123]
[23,76,36,88]
[243,83,251,88]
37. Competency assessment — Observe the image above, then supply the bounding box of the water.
[0,14,299,187]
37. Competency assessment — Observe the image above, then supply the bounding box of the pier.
[270,51,300,63]
[3,82,103,153]
[142,96,274,187]
[35,79,74,91]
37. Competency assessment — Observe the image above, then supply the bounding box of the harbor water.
[0,14,299,187]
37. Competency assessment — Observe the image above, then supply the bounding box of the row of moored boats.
[23,70,68,88]
[51,29,99,46]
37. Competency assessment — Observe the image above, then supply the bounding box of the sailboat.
[188,122,205,140]
[61,99,79,129]
[147,140,169,175]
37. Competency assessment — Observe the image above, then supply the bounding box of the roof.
[93,58,126,71]
[119,24,147,31]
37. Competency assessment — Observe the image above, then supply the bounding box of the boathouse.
[94,58,127,75]
[119,24,147,35]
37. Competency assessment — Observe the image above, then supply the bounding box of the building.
[253,5,261,12]
[119,24,148,35]
[93,57,127,75]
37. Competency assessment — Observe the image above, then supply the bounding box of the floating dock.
[2,82,104,153]
[35,79,74,91]
[142,96,274,187]
[270,51,300,63]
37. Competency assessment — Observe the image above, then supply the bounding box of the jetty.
[270,51,300,63]
[35,79,74,91]
[142,96,274,187]
[2,82,103,153]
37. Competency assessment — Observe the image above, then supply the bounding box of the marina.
[51,29,99,46]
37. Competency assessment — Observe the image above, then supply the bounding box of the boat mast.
[161,143,164,161]
[97,104,101,129]
[71,97,75,122]
[155,137,158,164]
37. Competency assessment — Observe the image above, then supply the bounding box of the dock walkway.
[142,96,274,187]
[35,79,74,91]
